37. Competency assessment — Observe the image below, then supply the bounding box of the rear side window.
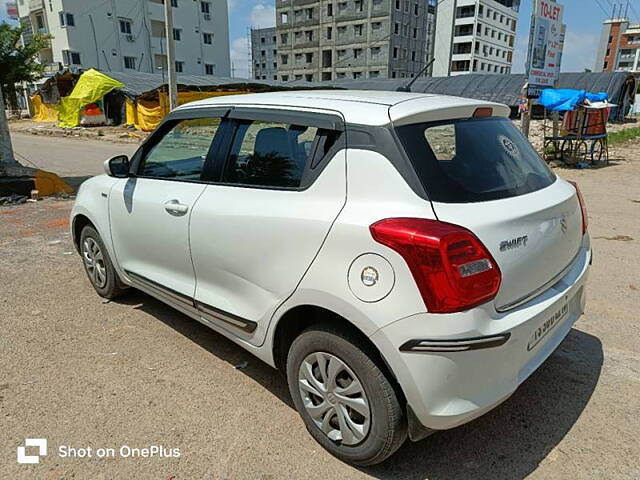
[222,120,319,188]
[139,117,221,180]
[395,117,556,202]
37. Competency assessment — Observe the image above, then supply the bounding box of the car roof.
[178,90,511,126]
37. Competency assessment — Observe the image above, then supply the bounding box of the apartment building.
[275,0,436,82]
[16,0,230,77]
[251,27,278,80]
[433,0,519,76]
[595,17,640,73]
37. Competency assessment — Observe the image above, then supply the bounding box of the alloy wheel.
[298,352,371,446]
[82,237,107,289]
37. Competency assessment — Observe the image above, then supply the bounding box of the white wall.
[17,0,230,76]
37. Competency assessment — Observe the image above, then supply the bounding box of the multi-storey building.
[433,0,519,76]
[16,0,230,77]
[275,0,435,82]
[595,17,640,73]
[251,27,278,81]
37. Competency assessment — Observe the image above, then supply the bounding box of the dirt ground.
[1,137,639,479]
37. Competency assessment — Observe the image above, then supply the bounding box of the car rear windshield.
[395,117,556,203]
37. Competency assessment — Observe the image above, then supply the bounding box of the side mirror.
[104,155,130,178]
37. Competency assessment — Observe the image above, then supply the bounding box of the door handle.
[164,199,189,216]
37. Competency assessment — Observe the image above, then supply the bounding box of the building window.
[281,75,289,81]
[353,48,362,58]
[203,32,213,44]
[305,7,313,19]
[280,54,288,65]
[59,12,75,27]
[173,28,182,41]
[354,24,363,36]
[372,22,382,31]
[355,0,364,11]
[35,14,46,31]
[327,26,332,39]
[393,47,398,58]
[394,22,399,34]
[119,19,132,34]
[63,50,81,65]
[260,37,265,44]
[413,27,417,38]
[201,1,210,14]
[411,50,416,61]
[171,0,178,7]
[395,0,400,9]
[369,70,380,78]
[414,2,418,14]
[305,52,313,63]
[281,12,289,23]
[305,30,313,41]
[371,46,381,56]
[327,3,333,16]
[353,71,362,79]
[124,56,136,69]
[175,61,184,73]
[281,33,288,44]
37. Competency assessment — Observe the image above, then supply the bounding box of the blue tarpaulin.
[538,89,608,111]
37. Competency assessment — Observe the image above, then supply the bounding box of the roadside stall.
[540,88,613,167]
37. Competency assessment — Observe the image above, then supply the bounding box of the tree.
[0,24,50,167]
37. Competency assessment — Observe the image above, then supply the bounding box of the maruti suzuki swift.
[71,90,591,465]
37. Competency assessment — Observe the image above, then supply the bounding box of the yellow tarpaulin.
[31,94,59,122]
[57,69,124,128]
[126,90,246,131]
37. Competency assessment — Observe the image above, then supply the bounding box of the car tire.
[286,326,407,466]
[80,225,127,299]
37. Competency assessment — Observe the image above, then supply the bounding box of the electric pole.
[0,86,17,167]
[164,0,178,111]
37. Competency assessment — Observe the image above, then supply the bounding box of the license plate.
[527,302,569,351]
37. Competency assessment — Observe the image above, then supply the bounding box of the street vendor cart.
[540,88,613,166]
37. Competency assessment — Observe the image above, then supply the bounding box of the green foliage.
[608,127,640,145]
[0,24,50,88]
[0,24,51,111]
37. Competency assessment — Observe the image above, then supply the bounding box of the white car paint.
[71,90,591,436]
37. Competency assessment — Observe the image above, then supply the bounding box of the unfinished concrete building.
[251,27,279,80]
[275,0,435,82]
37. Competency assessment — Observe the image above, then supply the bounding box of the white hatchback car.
[71,90,591,465]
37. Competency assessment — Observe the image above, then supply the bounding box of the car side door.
[109,108,228,304]
[189,107,347,344]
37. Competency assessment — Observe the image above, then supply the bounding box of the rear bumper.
[371,240,591,432]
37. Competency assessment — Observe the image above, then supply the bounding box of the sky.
[1,0,635,77]
[227,0,639,78]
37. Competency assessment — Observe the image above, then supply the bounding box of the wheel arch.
[270,304,406,405]
[71,214,95,253]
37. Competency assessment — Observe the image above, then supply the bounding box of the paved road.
[1,136,639,479]
[11,133,138,180]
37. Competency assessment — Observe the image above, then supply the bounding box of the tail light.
[568,181,588,234]
[370,218,501,313]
